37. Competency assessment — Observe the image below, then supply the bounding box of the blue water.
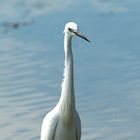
[0,0,140,140]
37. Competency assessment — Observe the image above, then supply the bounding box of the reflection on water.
[0,0,140,140]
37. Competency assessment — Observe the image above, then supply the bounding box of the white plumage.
[40,22,90,140]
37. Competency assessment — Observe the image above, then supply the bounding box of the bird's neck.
[59,33,76,124]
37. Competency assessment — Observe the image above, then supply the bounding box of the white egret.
[40,22,90,140]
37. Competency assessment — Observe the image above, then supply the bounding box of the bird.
[40,22,90,140]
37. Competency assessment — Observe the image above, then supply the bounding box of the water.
[0,0,140,140]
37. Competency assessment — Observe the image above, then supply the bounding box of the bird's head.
[63,22,90,42]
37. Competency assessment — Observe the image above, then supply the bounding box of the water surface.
[0,0,140,140]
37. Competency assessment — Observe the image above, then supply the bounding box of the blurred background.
[0,0,140,140]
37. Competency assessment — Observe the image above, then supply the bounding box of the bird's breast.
[54,117,77,140]
[59,103,76,127]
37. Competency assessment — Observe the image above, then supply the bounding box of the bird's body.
[40,22,90,140]
[41,105,81,140]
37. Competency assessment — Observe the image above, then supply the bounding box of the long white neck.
[58,33,75,124]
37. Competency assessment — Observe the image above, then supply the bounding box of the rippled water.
[0,0,140,140]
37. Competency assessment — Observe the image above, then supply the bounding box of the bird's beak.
[73,30,90,42]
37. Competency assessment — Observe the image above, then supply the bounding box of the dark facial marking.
[68,28,73,32]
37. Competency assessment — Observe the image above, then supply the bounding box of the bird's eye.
[68,28,72,32]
